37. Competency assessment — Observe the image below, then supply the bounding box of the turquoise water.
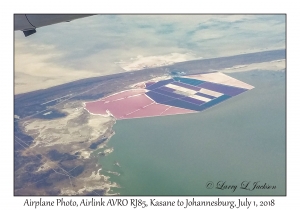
[99,70,286,195]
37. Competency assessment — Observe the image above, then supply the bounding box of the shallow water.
[99,69,286,195]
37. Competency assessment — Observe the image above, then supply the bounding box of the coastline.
[15,101,120,196]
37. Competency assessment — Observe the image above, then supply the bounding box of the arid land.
[14,50,286,195]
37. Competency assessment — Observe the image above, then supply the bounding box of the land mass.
[14,49,286,195]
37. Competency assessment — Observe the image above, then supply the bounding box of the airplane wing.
[14,14,94,37]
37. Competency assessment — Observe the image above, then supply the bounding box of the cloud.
[14,40,103,93]
[14,14,285,93]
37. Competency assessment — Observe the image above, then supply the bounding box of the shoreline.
[15,101,119,196]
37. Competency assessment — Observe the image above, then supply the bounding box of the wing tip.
[23,29,36,37]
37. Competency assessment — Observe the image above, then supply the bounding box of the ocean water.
[98,69,286,196]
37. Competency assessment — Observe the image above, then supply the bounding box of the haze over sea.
[99,69,285,195]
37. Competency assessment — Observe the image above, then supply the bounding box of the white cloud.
[14,14,285,93]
